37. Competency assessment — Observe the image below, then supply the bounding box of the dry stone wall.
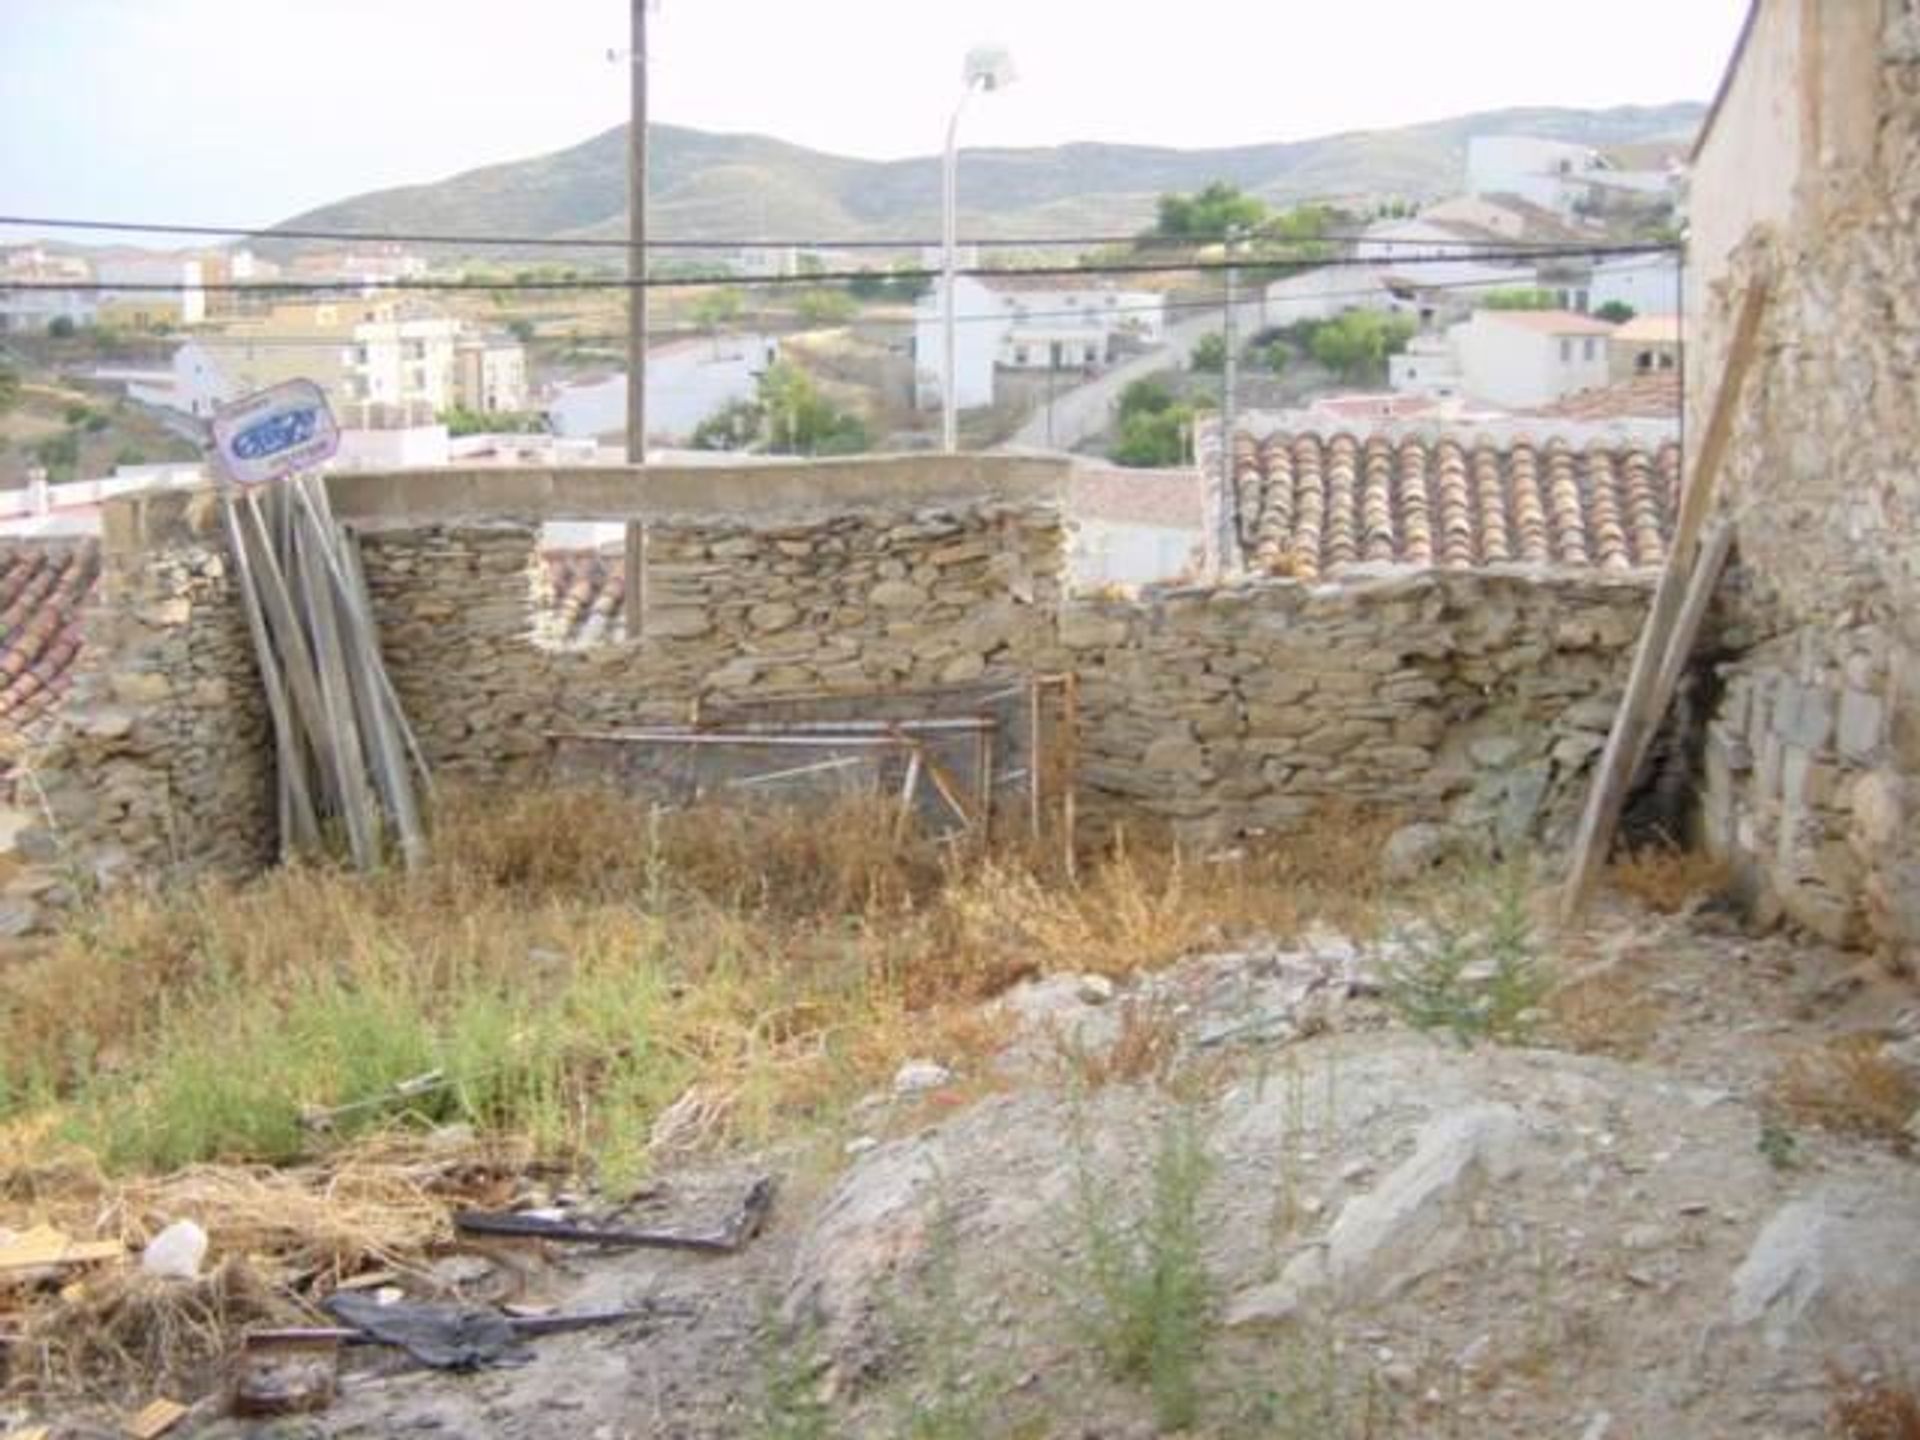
[358,501,1066,783]
[1069,568,1653,849]
[1691,11,1920,957]
[20,497,272,880]
[21,460,1668,887]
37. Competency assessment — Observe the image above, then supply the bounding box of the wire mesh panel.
[544,675,1077,860]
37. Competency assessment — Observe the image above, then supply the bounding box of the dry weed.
[1608,844,1732,914]
[1543,947,1664,1059]
[1048,996,1183,1090]
[1829,1364,1920,1440]
[1770,1037,1919,1149]
[7,1258,304,1404]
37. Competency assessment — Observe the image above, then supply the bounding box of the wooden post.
[1560,280,1768,921]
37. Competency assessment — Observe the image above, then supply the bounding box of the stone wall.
[22,456,1668,886]
[1690,5,1920,957]
[359,500,1066,783]
[21,494,272,879]
[1069,568,1653,849]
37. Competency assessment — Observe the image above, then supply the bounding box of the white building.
[1388,332,1464,398]
[1068,465,1204,586]
[1587,252,1682,317]
[96,258,206,328]
[454,336,530,414]
[545,334,778,443]
[912,275,1166,411]
[1263,266,1395,327]
[1444,310,1617,409]
[0,248,97,333]
[1467,135,1679,218]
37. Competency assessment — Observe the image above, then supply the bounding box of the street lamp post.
[941,46,1016,454]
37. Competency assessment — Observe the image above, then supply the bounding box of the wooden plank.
[1561,281,1768,921]
[0,1223,124,1272]
[292,498,378,869]
[220,491,322,855]
[122,1398,188,1439]
[1636,518,1735,782]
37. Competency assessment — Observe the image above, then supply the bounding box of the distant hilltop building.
[1466,135,1681,219]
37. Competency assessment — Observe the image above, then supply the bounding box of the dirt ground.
[72,892,1902,1440]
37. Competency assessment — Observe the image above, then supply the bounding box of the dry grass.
[1608,844,1732,914]
[1047,996,1183,1091]
[1829,1364,1920,1440]
[1542,943,1664,1059]
[1770,1036,1920,1149]
[7,1258,304,1405]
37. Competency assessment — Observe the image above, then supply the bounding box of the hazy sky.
[1,0,1749,241]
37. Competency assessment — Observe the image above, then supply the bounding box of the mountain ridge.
[266,102,1703,254]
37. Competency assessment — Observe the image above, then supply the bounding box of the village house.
[912,273,1166,412]
[545,333,779,443]
[1608,313,1681,381]
[1397,308,1616,409]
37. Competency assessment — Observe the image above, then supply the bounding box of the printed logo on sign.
[211,379,340,486]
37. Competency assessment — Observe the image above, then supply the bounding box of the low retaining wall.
[23,458,1663,885]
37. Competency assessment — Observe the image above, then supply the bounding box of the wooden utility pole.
[625,0,648,463]
[1218,228,1242,576]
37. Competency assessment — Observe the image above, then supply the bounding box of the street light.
[942,45,1016,454]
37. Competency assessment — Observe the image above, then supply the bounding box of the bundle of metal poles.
[220,472,430,870]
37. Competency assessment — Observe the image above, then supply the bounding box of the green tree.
[47,315,77,339]
[506,318,536,343]
[0,366,19,417]
[1151,182,1268,241]
[31,430,80,480]
[1308,310,1417,382]
[1117,378,1176,419]
[793,289,857,326]
[758,362,867,455]
[689,398,763,452]
[692,287,745,331]
[1479,288,1559,311]
[1188,333,1227,374]
[1595,300,1636,324]
[1111,408,1190,467]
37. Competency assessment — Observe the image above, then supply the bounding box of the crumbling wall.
[20,494,272,879]
[1068,569,1652,848]
[358,501,1066,782]
[1691,6,1920,955]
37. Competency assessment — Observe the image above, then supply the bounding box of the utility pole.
[625,0,648,463]
[1218,228,1241,576]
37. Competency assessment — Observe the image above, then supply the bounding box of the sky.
[0,0,1751,243]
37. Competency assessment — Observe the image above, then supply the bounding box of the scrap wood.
[453,1175,776,1255]
[122,1398,189,1439]
[0,1224,125,1273]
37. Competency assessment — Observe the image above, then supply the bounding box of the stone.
[747,602,800,633]
[1727,1182,1920,1367]
[1228,1104,1527,1326]
[1142,735,1208,775]
[1382,822,1454,881]
[869,580,928,610]
[1468,735,1525,769]
[0,898,40,939]
[647,607,712,639]
[1076,975,1116,1005]
[1837,688,1886,761]
[891,1060,953,1096]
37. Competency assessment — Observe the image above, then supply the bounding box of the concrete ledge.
[100,454,1073,553]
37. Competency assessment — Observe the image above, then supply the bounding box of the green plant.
[1228,1324,1394,1440]
[752,1308,835,1440]
[1758,1122,1801,1171]
[48,315,77,339]
[1069,1105,1215,1430]
[1379,862,1546,1047]
[886,1176,995,1440]
[1190,333,1227,374]
[1478,288,1559,312]
[1594,301,1636,324]
[793,289,857,327]
[1307,311,1416,383]
[1150,182,1268,241]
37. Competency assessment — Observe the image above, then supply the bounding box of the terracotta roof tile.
[0,542,99,794]
[1237,431,1679,580]
[537,549,626,646]
[1527,372,1681,421]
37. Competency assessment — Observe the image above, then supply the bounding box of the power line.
[0,211,1676,257]
[0,242,1676,298]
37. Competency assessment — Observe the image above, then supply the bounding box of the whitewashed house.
[545,335,778,442]
[912,275,1166,411]
[1467,135,1678,218]
[1587,252,1682,316]
[1446,310,1616,409]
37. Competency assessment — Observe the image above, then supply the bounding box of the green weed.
[1379,862,1547,1047]
[1068,1104,1216,1431]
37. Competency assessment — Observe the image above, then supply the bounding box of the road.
[1004,296,1264,453]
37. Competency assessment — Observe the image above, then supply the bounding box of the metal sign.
[210,379,339,486]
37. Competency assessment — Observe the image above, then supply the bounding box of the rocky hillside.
[265,103,1702,253]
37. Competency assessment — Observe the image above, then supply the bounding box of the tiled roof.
[0,541,98,749]
[1232,431,1680,580]
[1528,373,1681,422]
[1611,314,1682,344]
[1478,310,1618,337]
[537,549,625,646]
[1071,465,1204,530]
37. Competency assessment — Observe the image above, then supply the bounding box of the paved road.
[1004,297,1264,453]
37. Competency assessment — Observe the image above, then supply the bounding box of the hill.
[267,103,1702,254]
